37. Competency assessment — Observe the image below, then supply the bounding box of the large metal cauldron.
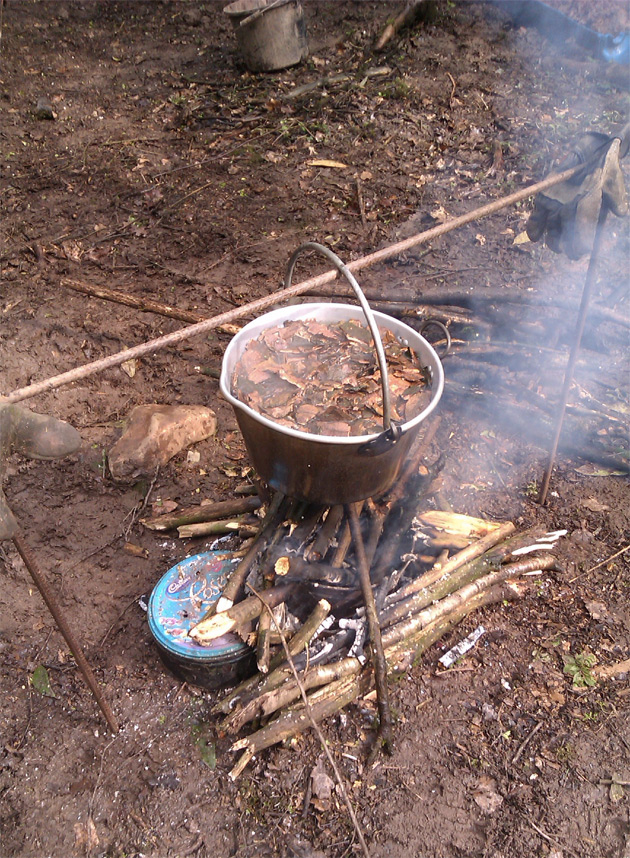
[220,244,444,505]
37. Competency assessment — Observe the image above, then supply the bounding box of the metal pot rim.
[220,303,445,446]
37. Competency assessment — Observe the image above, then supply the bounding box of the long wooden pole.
[4,164,583,405]
[12,530,119,734]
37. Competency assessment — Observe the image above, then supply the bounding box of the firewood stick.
[347,502,393,754]
[253,597,332,682]
[213,492,286,613]
[213,598,332,714]
[384,582,523,672]
[390,520,516,604]
[255,568,275,675]
[188,584,293,643]
[255,607,272,675]
[224,656,361,734]
[366,417,442,576]
[381,552,553,627]
[331,503,363,567]
[141,496,261,531]
[231,673,372,755]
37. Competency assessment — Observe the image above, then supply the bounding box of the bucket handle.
[284,242,400,441]
[239,0,287,28]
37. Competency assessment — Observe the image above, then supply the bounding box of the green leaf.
[30,665,57,698]
[190,725,216,770]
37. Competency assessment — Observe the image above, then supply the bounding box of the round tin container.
[148,551,255,689]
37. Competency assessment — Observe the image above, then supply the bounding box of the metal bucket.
[224,0,308,73]
[220,244,444,505]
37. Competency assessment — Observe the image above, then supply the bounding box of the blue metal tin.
[148,551,255,688]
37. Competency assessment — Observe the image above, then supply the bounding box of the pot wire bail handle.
[284,242,400,441]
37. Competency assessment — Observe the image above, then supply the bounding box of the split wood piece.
[6,162,589,406]
[213,598,332,715]
[141,496,261,531]
[229,580,523,760]
[12,530,119,734]
[177,517,258,539]
[60,278,240,334]
[347,503,393,754]
[214,493,286,614]
[188,584,293,644]
[416,511,503,539]
[382,554,557,629]
[305,505,344,562]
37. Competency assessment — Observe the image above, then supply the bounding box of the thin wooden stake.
[538,205,609,505]
[346,503,393,754]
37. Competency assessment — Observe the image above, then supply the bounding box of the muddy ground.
[1,2,629,856]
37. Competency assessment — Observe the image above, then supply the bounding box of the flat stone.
[108,404,217,481]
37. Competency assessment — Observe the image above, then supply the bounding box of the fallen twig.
[60,277,239,334]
